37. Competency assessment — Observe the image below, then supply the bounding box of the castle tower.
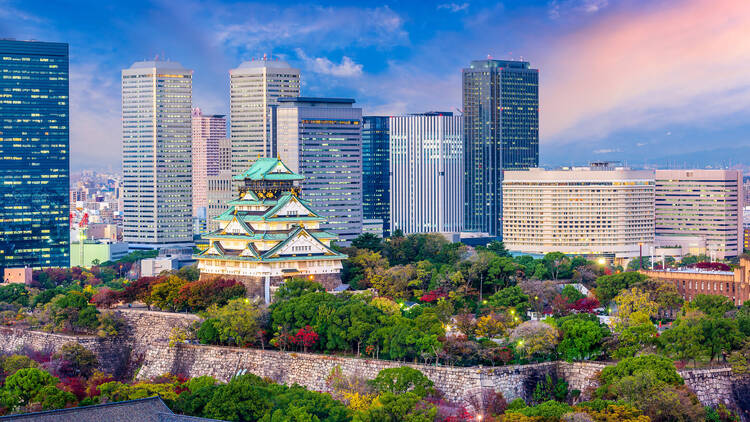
[195,158,345,301]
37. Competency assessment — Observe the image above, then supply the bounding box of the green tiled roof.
[232,157,304,181]
[262,194,322,219]
[203,231,337,241]
[193,253,347,262]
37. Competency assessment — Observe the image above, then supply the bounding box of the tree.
[487,285,530,315]
[202,374,273,421]
[543,252,572,280]
[0,283,29,306]
[699,316,742,362]
[274,278,324,301]
[598,355,683,396]
[352,233,383,252]
[206,298,262,347]
[688,294,735,318]
[5,367,59,406]
[350,250,390,289]
[52,342,98,378]
[614,322,657,358]
[487,256,520,293]
[35,385,77,410]
[613,288,658,331]
[1,355,38,377]
[594,272,648,304]
[738,301,750,337]
[90,287,121,308]
[557,317,609,361]
[486,240,510,257]
[369,367,435,398]
[659,311,707,364]
[355,392,436,422]
[175,278,245,312]
[509,321,559,360]
[149,275,188,311]
[561,285,585,303]
[476,312,515,338]
[176,264,200,281]
[293,325,319,352]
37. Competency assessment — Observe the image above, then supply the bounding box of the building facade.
[362,116,390,236]
[191,108,226,216]
[654,170,743,259]
[229,56,300,173]
[196,158,346,302]
[641,258,750,306]
[463,59,539,237]
[277,97,363,243]
[390,113,463,235]
[206,137,233,232]
[121,61,193,248]
[0,40,69,270]
[502,165,654,261]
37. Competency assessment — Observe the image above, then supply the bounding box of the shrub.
[369,367,435,398]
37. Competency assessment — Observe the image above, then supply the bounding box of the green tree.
[149,275,187,311]
[273,278,324,301]
[487,285,530,315]
[614,322,657,358]
[688,294,735,318]
[0,283,29,306]
[4,367,59,406]
[659,312,707,364]
[738,301,750,337]
[509,321,559,360]
[35,385,77,410]
[557,316,609,361]
[543,252,572,280]
[699,316,742,362]
[369,367,435,398]
[486,240,510,257]
[594,272,648,304]
[355,392,436,422]
[203,374,273,421]
[352,233,383,252]
[1,355,38,377]
[206,298,262,347]
[561,285,585,303]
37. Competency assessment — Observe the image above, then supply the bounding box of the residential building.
[207,137,233,232]
[463,59,539,237]
[229,56,300,173]
[362,116,390,236]
[641,257,750,306]
[654,170,743,259]
[3,267,33,285]
[502,164,654,263]
[389,112,463,234]
[191,108,226,217]
[277,97,363,243]
[121,60,193,248]
[195,158,346,302]
[0,40,69,270]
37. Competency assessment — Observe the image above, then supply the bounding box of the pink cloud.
[539,0,750,141]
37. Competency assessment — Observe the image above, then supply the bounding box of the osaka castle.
[195,157,346,300]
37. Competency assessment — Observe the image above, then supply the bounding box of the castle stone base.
[199,272,342,300]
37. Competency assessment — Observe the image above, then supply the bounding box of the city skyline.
[3,0,750,172]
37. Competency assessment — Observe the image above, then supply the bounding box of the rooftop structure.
[196,158,346,302]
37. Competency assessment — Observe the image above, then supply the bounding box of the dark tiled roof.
[0,396,220,422]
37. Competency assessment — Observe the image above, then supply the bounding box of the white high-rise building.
[390,113,463,234]
[122,61,193,247]
[277,97,363,243]
[191,108,226,217]
[229,56,300,175]
[503,164,655,262]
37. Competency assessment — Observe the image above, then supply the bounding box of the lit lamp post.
[638,242,643,270]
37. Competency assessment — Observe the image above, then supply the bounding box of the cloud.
[539,0,750,143]
[593,148,621,154]
[295,49,363,77]
[212,5,407,55]
[438,3,469,13]
[548,0,609,19]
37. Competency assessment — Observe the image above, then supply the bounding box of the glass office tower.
[362,116,390,236]
[463,59,538,237]
[0,40,70,270]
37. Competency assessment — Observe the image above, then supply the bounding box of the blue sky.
[2,0,750,171]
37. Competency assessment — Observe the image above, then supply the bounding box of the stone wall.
[0,327,128,377]
[137,343,557,404]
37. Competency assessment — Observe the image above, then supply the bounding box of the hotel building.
[121,60,193,247]
[277,97,363,243]
[390,113,463,235]
[362,116,390,236]
[654,170,743,259]
[502,164,654,262]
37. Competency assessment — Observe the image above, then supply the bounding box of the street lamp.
[597,257,606,266]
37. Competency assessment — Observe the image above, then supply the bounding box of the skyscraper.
[191,108,226,216]
[206,137,233,232]
[390,113,463,235]
[0,40,69,270]
[362,116,390,236]
[229,56,300,175]
[277,97,363,243]
[463,59,539,237]
[121,60,193,248]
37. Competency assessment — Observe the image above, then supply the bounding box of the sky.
[2,0,750,171]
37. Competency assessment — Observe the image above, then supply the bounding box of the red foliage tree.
[120,276,161,303]
[293,325,319,352]
[692,262,731,271]
[174,278,246,311]
[569,297,600,314]
[90,288,121,308]
[59,376,87,401]
[420,289,448,303]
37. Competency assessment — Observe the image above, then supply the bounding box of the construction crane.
[79,213,89,267]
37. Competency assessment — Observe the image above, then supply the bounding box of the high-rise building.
[191,108,226,216]
[463,59,539,237]
[229,56,300,174]
[390,113,463,235]
[503,164,654,263]
[0,40,70,270]
[362,116,390,236]
[206,137,233,232]
[121,60,193,248]
[277,97,363,243]
[654,170,743,259]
